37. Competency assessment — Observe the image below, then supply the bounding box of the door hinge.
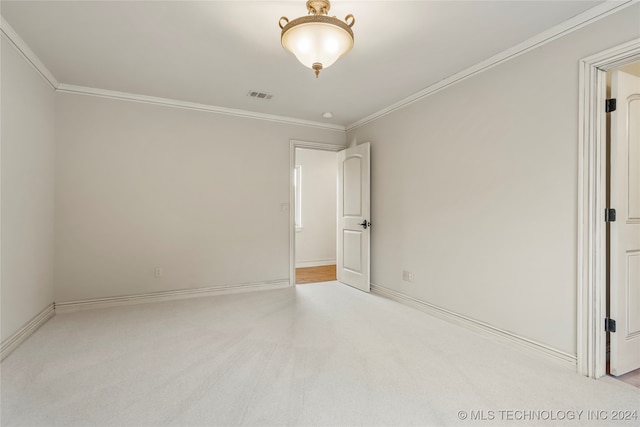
[605,98,617,113]
[605,208,616,222]
[605,318,616,333]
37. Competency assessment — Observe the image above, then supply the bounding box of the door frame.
[289,140,346,286]
[577,38,640,379]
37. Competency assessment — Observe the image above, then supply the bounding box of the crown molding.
[56,84,346,132]
[4,1,636,133]
[1,13,344,132]
[346,0,639,132]
[0,16,58,90]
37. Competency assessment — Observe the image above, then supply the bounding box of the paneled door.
[337,143,371,292]
[610,70,640,376]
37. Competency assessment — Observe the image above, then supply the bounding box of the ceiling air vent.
[247,90,273,100]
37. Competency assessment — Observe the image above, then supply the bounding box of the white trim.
[294,165,303,230]
[1,303,55,361]
[0,17,58,89]
[577,38,640,379]
[346,0,638,131]
[371,284,577,367]
[295,259,337,269]
[54,279,290,313]
[57,84,346,132]
[290,140,346,285]
[290,140,347,151]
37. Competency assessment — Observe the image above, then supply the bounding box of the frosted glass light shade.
[281,20,354,70]
[279,4,355,78]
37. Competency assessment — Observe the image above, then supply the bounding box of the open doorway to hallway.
[294,147,338,284]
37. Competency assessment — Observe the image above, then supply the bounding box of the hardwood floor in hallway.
[295,264,336,284]
[612,368,640,388]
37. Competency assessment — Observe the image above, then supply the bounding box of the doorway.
[577,39,640,380]
[294,147,338,284]
[288,140,345,286]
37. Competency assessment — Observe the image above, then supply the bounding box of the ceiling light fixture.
[279,0,355,78]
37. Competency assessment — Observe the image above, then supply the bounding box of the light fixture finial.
[312,63,323,78]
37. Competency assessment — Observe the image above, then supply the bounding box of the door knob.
[359,220,371,229]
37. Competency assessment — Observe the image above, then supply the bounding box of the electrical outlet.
[154,267,163,278]
[402,270,414,282]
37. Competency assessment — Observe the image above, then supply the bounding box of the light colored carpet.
[1,282,638,426]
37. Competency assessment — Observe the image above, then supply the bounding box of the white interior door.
[337,143,370,292]
[610,70,640,376]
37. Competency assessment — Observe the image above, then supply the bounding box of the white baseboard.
[295,259,336,268]
[55,279,291,313]
[371,283,577,368]
[1,303,55,361]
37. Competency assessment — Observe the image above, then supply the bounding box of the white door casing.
[337,143,371,292]
[609,70,640,376]
[577,39,640,379]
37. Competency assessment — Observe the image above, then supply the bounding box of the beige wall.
[1,38,56,341]
[54,93,345,302]
[295,148,337,267]
[347,5,640,355]
[3,2,638,357]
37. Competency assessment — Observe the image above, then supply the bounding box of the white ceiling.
[1,0,608,127]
